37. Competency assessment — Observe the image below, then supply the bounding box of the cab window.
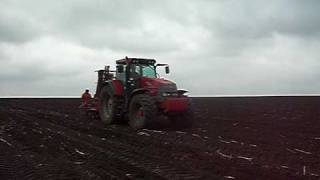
[142,65,156,78]
[116,65,126,82]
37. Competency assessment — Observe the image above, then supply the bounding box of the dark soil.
[0,97,319,179]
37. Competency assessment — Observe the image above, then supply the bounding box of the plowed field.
[0,97,319,179]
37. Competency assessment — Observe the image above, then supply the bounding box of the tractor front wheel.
[129,94,157,130]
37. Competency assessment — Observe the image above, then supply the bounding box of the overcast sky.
[0,0,320,96]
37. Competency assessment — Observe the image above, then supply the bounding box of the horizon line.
[1,94,320,98]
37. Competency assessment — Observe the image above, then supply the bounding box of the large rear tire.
[99,87,122,124]
[129,94,157,130]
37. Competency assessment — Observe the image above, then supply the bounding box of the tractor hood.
[140,77,177,93]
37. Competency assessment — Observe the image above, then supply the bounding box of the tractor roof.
[116,57,156,65]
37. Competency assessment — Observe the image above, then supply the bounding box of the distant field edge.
[0,96,80,98]
[191,94,320,97]
[1,94,320,98]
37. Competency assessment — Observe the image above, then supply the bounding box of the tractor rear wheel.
[129,94,157,130]
[99,87,122,124]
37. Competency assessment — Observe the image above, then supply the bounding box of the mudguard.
[112,80,124,96]
[130,88,149,98]
[102,80,124,96]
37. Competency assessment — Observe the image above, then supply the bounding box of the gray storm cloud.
[0,0,320,96]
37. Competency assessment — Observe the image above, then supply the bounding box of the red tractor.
[90,57,193,129]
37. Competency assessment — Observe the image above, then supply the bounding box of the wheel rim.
[131,105,145,128]
[136,107,144,117]
[103,98,112,119]
[107,99,113,115]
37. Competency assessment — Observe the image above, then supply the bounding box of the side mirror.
[165,66,170,74]
[116,65,124,73]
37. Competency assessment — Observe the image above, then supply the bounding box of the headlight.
[162,92,170,97]
[162,92,178,97]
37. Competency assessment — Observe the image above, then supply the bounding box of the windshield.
[141,65,156,78]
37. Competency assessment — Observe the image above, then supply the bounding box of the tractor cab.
[115,57,170,97]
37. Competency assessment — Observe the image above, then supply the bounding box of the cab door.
[126,64,141,96]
